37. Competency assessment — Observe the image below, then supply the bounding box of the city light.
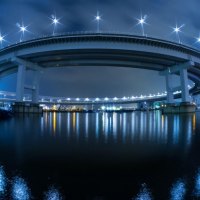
[50,14,61,35]
[101,106,106,110]
[0,83,195,104]
[172,24,184,43]
[94,11,102,32]
[136,14,147,36]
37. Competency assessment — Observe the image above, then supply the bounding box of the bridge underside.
[0,49,200,81]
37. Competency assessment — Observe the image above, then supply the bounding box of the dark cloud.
[0,0,199,97]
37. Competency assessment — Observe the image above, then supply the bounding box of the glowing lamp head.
[173,24,184,34]
[197,37,200,43]
[139,18,145,25]
[95,15,101,21]
[21,27,25,32]
[51,14,60,26]
[0,35,4,42]
[95,11,101,21]
[53,18,59,25]
[19,25,27,33]
[137,15,147,25]
[174,27,180,33]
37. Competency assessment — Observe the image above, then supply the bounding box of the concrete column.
[32,70,41,103]
[16,65,26,102]
[166,73,174,104]
[180,68,190,102]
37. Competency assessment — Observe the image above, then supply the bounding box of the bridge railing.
[2,30,198,53]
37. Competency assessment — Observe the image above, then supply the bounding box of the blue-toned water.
[0,111,200,199]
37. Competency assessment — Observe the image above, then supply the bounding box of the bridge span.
[0,88,192,105]
[0,33,200,105]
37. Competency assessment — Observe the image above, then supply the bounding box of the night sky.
[0,0,199,98]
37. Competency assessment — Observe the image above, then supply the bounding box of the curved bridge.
[0,33,200,103]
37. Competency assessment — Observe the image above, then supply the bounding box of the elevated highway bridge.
[0,33,200,104]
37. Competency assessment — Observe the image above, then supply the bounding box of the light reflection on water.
[170,179,186,200]
[44,187,63,200]
[0,166,6,195]
[40,111,196,147]
[95,112,99,140]
[134,183,152,200]
[193,168,200,197]
[0,164,200,199]
[0,165,64,199]
[12,177,30,200]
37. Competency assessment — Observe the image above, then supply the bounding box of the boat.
[0,109,13,119]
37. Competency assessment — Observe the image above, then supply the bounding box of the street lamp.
[17,23,28,42]
[50,15,61,35]
[136,14,147,36]
[0,33,5,48]
[172,24,184,43]
[95,11,102,33]
[196,33,200,43]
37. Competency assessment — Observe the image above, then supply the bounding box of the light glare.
[50,14,61,35]
[94,11,102,32]
[136,14,147,36]
[0,35,5,42]
[172,24,184,43]
[95,11,101,21]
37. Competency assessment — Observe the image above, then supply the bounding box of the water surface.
[0,111,200,199]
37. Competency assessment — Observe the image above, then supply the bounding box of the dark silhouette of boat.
[0,109,13,119]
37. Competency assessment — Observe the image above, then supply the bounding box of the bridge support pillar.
[16,65,26,102]
[166,73,174,104]
[180,68,190,102]
[32,70,41,103]
[161,63,196,114]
